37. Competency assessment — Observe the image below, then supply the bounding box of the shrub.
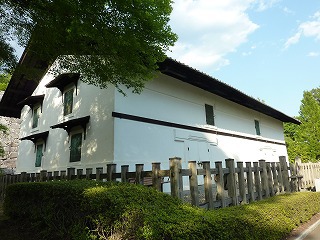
[4,180,320,240]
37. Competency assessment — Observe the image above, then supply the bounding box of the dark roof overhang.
[17,94,45,109]
[20,130,49,144]
[158,58,300,125]
[0,48,50,118]
[45,73,80,94]
[50,116,90,139]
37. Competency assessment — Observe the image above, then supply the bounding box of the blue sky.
[168,0,320,118]
[12,1,319,118]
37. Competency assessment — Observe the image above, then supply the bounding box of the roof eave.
[159,58,299,125]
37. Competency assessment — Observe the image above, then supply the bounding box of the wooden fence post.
[152,162,161,191]
[266,162,274,196]
[304,163,310,188]
[135,164,144,185]
[253,162,262,200]
[259,160,270,198]
[40,170,47,182]
[279,156,290,192]
[295,157,303,190]
[215,161,226,208]
[226,159,238,206]
[107,164,116,182]
[237,162,247,204]
[121,165,129,183]
[96,167,103,181]
[20,172,27,182]
[60,171,66,180]
[310,163,315,186]
[289,163,298,192]
[47,172,52,180]
[276,162,284,193]
[203,161,214,209]
[271,162,279,194]
[76,169,83,179]
[34,173,38,182]
[53,171,59,180]
[170,157,182,199]
[246,162,255,202]
[0,176,4,200]
[67,168,75,180]
[30,173,35,182]
[86,168,93,180]
[188,161,199,207]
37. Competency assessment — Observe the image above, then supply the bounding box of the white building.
[0,51,299,174]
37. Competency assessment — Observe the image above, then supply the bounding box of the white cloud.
[242,51,252,56]
[284,32,301,49]
[284,11,320,49]
[307,52,319,57]
[283,7,294,15]
[168,0,259,71]
[255,0,280,12]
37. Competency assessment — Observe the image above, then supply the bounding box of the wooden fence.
[0,156,302,209]
[295,160,320,189]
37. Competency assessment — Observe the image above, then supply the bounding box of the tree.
[0,0,177,93]
[0,73,10,91]
[0,73,9,157]
[0,38,17,73]
[284,88,320,163]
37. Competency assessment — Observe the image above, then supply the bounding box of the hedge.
[3,180,320,240]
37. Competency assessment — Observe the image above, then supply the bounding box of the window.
[35,144,43,167]
[32,105,40,128]
[70,133,82,162]
[205,104,215,126]
[64,88,74,116]
[255,120,261,135]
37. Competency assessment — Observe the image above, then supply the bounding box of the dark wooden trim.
[50,115,90,139]
[112,112,286,146]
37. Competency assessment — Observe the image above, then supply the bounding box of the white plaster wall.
[113,73,288,172]
[17,68,289,174]
[17,70,115,173]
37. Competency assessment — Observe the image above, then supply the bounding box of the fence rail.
[0,156,303,209]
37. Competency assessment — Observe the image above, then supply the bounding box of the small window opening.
[255,120,261,135]
[205,104,215,126]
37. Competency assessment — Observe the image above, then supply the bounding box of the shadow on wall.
[22,83,115,171]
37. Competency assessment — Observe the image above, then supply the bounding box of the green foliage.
[284,88,320,163]
[0,73,11,90]
[0,123,8,157]
[0,37,17,73]
[4,180,320,240]
[0,0,177,93]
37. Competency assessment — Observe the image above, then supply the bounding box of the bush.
[4,180,320,240]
